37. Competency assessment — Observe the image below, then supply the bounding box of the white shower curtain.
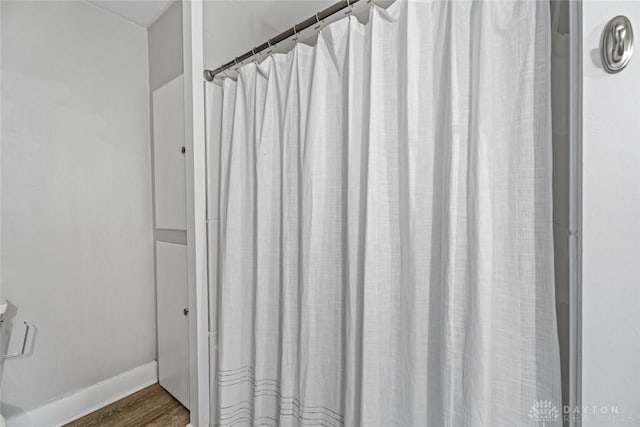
[216,1,562,426]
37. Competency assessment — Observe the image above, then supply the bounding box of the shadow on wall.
[0,300,38,419]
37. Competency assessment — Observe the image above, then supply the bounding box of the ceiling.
[87,0,175,28]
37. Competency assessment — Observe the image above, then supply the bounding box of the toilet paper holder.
[0,321,31,360]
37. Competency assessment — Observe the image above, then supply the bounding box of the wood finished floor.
[65,384,189,427]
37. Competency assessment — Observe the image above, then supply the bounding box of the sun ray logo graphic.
[529,400,559,426]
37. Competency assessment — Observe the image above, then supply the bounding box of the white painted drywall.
[148,0,183,92]
[203,0,335,73]
[87,0,175,28]
[0,0,155,419]
[581,2,640,425]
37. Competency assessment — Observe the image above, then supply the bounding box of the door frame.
[568,1,582,426]
[183,1,210,426]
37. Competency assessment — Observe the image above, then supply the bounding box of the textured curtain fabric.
[216,1,561,426]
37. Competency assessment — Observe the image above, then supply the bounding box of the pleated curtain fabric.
[216,1,561,426]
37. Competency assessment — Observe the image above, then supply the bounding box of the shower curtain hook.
[222,66,231,79]
[293,25,299,44]
[346,0,354,14]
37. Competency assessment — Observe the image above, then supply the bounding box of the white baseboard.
[6,361,158,427]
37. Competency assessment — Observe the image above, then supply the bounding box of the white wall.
[204,0,335,71]
[0,0,155,419]
[149,0,183,93]
[581,2,640,425]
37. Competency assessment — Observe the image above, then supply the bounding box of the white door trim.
[182,1,210,426]
[569,1,582,426]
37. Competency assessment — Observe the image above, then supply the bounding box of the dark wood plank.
[65,384,189,427]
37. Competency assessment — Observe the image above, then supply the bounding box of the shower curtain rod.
[203,0,361,81]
